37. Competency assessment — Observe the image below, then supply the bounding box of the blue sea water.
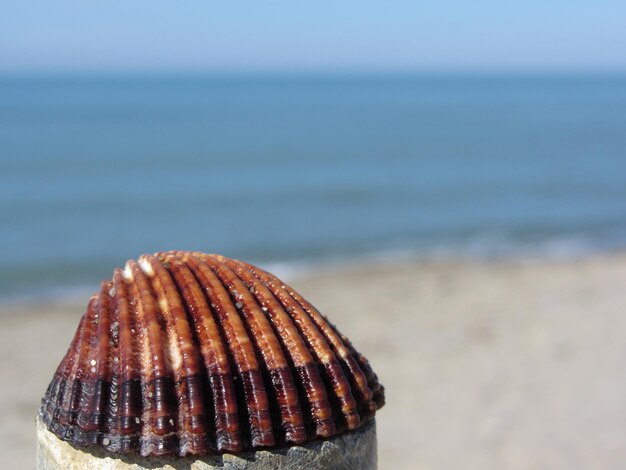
[1,74,626,300]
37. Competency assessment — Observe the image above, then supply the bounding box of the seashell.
[39,251,385,457]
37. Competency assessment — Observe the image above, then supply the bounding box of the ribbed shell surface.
[39,251,385,457]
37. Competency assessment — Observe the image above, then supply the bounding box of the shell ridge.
[123,262,158,456]
[42,309,85,430]
[296,302,378,418]
[182,253,274,449]
[126,260,180,456]
[65,293,101,448]
[200,254,306,445]
[197,255,297,446]
[69,297,100,433]
[78,283,112,436]
[327,321,385,409]
[322,318,384,411]
[42,312,87,442]
[140,254,211,456]
[240,264,376,419]
[106,275,122,442]
[112,269,141,440]
[158,254,221,454]
[220,257,336,439]
[235,259,362,430]
[237,261,365,430]
[160,252,242,453]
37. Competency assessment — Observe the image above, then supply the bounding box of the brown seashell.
[39,251,384,457]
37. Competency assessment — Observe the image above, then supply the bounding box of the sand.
[2,253,626,469]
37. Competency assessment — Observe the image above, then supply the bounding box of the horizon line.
[2,66,626,80]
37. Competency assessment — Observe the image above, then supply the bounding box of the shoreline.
[3,245,626,308]
[3,252,626,469]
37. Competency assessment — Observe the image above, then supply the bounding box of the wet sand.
[2,253,626,469]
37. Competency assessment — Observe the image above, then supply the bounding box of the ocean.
[2,74,626,300]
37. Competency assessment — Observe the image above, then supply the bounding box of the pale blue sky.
[1,0,625,74]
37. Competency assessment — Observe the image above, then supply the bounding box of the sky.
[1,1,626,74]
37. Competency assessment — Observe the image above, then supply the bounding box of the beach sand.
[2,253,626,469]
